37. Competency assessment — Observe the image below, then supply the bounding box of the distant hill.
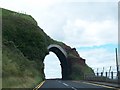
[2,8,94,88]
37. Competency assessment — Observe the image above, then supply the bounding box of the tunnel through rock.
[45,44,69,80]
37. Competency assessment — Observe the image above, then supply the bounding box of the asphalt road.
[38,79,118,90]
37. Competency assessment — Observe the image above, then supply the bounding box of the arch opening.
[44,52,62,79]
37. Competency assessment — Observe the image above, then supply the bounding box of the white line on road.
[71,87,77,90]
[62,82,77,90]
[62,83,69,87]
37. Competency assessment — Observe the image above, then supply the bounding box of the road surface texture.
[37,79,119,90]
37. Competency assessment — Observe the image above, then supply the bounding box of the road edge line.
[33,81,45,90]
[82,81,119,89]
[88,81,120,89]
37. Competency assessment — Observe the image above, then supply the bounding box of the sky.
[1,0,119,79]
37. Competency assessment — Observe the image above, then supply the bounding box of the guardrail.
[84,71,119,84]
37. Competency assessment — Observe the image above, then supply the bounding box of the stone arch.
[47,44,69,79]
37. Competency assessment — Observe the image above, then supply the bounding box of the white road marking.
[63,83,69,87]
[71,87,78,90]
[62,82,77,90]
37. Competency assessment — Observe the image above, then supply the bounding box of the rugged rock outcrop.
[60,44,93,79]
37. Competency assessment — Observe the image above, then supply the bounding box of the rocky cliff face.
[61,44,94,79]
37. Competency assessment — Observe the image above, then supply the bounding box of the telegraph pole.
[115,48,120,84]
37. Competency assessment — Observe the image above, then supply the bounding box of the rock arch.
[47,44,69,79]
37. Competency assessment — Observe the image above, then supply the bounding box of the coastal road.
[37,79,118,90]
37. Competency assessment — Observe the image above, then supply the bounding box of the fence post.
[97,72,99,76]
[111,72,113,79]
[115,48,120,85]
[101,72,103,77]
[106,72,107,78]
[109,66,111,78]
[97,68,99,77]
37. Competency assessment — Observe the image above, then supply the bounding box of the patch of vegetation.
[2,8,54,88]
[69,63,94,80]
[2,41,44,88]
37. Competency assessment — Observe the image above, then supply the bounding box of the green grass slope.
[3,41,44,88]
[2,8,54,88]
[2,8,94,88]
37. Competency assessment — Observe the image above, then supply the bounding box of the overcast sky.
[1,0,119,79]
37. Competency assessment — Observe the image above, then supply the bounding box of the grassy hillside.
[3,41,44,88]
[2,8,94,88]
[2,8,54,88]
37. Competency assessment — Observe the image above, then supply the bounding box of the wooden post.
[101,72,103,77]
[97,72,99,77]
[97,68,99,76]
[106,72,107,78]
[116,48,119,76]
[111,72,113,79]
[108,66,111,78]
[115,48,120,85]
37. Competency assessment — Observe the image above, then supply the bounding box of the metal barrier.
[84,71,118,83]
